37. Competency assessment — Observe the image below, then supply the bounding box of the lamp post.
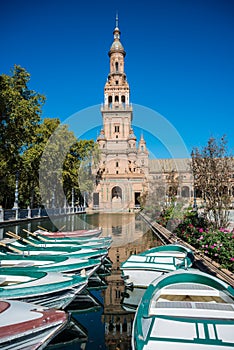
[12,171,19,220]
[84,192,86,208]
[12,171,19,210]
[72,187,74,209]
[193,175,198,211]
[51,186,55,209]
[193,188,197,211]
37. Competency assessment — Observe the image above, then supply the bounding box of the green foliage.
[39,123,98,208]
[0,65,45,207]
[63,139,98,205]
[157,202,186,231]
[0,66,97,208]
[0,65,45,160]
[20,118,60,207]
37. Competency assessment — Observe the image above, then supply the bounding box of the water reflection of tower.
[102,244,133,350]
[102,221,161,349]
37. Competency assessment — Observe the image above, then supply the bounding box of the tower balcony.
[100,148,137,155]
[101,103,133,112]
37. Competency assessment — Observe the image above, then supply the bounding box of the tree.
[63,139,99,206]
[39,123,98,208]
[0,65,45,207]
[0,65,98,209]
[191,136,232,228]
[20,118,60,207]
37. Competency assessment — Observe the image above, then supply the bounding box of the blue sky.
[1,0,234,158]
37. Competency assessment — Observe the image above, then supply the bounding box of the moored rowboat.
[0,299,68,350]
[35,227,102,239]
[0,253,101,277]
[0,268,88,309]
[6,231,111,250]
[0,238,109,261]
[132,269,234,350]
[121,244,194,288]
[24,228,111,245]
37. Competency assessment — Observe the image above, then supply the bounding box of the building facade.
[92,18,149,211]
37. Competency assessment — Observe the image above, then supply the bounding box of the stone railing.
[0,206,85,223]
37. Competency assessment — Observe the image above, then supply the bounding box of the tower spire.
[116,12,119,28]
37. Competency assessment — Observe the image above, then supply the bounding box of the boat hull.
[121,268,167,287]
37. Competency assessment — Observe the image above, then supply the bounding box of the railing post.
[0,207,3,222]
[27,206,31,218]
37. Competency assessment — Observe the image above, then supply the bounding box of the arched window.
[115,62,119,72]
[108,96,112,107]
[181,186,190,198]
[112,186,122,200]
[115,95,119,102]
[121,95,125,108]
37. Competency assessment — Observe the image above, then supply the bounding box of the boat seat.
[15,261,35,267]
[147,252,186,258]
[0,277,6,286]
[154,301,234,312]
[0,275,33,285]
[166,283,214,290]
[146,256,180,264]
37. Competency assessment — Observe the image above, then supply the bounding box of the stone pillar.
[27,206,31,218]
[0,207,3,222]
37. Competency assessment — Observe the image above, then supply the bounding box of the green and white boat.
[34,227,102,239]
[0,268,88,309]
[19,230,112,249]
[0,253,101,277]
[29,229,111,245]
[0,238,109,261]
[121,244,194,288]
[6,231,111,250]
[132,269,234,350]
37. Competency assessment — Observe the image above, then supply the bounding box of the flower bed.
[158,210,234,273]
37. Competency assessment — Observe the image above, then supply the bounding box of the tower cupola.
[103,14,130,109]
[109,16,126,57]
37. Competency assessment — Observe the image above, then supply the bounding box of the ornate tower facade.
[93,17,149,211]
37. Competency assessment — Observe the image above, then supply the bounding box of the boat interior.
[151,282,234,308]
[146,251,186,258]
[0,275,35,286]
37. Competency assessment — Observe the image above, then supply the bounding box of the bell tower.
[93,16,149,211]
[104,14,130,109]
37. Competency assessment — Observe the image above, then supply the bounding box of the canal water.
[0,212,162,350]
